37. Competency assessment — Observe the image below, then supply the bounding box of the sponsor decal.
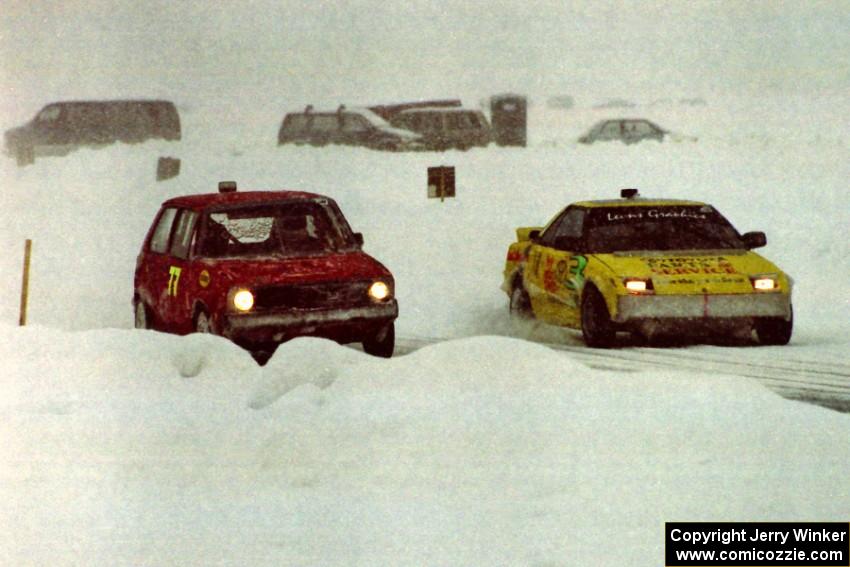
[605,208,711,223]
[199,269,211,288]
[167,266,182,296]
[566,255,587,291]
[543,256,558,293]
[541,255,587,303]
[506,249,525,263]
[644,256,738,276]
[661,275,746,286]
[556,259,568,277]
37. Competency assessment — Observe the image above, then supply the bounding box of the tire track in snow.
[393,335,850,413]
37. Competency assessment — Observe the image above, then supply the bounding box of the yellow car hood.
[592,250,788,295]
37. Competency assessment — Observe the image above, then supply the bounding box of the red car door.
[162,209,200,333]
[137,206,178,329]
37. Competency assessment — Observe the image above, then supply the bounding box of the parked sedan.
[578,118,695,144]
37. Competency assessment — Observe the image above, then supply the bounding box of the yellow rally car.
[502,189,793,347]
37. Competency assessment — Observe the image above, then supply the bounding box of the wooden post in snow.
[19,239,32,326]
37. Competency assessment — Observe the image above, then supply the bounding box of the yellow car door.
[524,207,586,327]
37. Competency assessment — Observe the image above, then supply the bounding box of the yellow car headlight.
[623,278,654,294]
[368,281,390,301]
[751,275,778,291]
[232,289,255,311]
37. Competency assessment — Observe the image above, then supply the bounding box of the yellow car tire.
[755,306,793,346]
[509,285,533,319]
[581,286,616,348]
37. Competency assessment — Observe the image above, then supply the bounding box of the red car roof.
[162,190,327,211]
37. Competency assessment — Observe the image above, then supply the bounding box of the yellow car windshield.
[583,206,745,252]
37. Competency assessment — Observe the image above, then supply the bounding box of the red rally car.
[133,181,398,358]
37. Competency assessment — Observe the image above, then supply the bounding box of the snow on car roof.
[282,106,419,139]
[397,106,484,113]
[289,106,392,127]
[347,108,424,137]
[162,190,327,211]
[349,107,393,127]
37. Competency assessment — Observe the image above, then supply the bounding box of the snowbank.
[1,326,848,566]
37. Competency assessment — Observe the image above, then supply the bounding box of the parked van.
[4,99,181,166]
[388,107,491,150]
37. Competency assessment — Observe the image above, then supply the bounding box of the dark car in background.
[578,118,694,145]
[4,99,181,166]
[387,106,491,150]
[277,106,423,151]
[133,181,399,361]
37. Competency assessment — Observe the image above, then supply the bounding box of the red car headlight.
[229,288,255,312]
[368,281,391,301]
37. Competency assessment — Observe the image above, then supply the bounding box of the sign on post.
[427,166,455,201]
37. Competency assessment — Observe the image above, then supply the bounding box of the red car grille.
[253,281,372,310]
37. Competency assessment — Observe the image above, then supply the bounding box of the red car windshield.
[196,201,356,258]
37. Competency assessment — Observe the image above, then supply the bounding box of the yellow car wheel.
[509,285,533,319]
[581,286,616,348]
[755,305,793,346]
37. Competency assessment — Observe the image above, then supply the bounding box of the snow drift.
[1,326,848,566]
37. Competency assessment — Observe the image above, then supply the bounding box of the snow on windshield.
[200,203,350,258]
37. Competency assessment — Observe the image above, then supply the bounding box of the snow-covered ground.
[2,328,849,566]
[2,2,850,565]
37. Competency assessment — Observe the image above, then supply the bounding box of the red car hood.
[199,251,391,287]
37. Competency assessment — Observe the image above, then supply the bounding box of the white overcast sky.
[2,1,849,123]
